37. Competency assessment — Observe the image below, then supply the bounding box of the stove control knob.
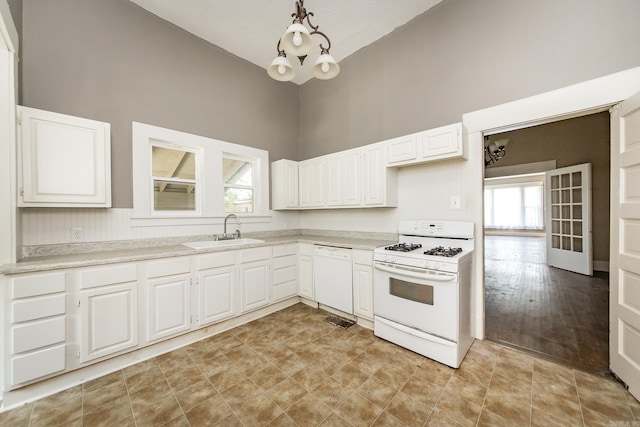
[392,256,397,263]
[434,263,441,270]
[426,262,433,269]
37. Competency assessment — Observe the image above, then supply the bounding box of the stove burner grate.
[384,243,422,252]
[424,246,463,257]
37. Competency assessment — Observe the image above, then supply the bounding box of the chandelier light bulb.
[292,32,302,47]
[321,62,329,73]
[278,64,286,75]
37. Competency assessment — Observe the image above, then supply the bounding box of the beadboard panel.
[21,208,300,246]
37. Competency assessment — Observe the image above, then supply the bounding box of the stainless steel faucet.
[223,214,241,239]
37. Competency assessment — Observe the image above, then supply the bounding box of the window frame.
[132,122,270,225]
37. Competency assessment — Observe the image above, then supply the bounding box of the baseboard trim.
[594,260,609,272]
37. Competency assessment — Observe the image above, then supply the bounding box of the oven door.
[373,261,459,342]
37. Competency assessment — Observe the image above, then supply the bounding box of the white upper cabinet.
[271,159,299,210]
[17,106,111,207]
[298,157,326,208]
[386,122,464,167]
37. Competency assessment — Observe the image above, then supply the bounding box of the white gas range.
[373,220,475,368]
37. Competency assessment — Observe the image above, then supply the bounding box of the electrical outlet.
[71,227,83,242]
[450,195,461,210]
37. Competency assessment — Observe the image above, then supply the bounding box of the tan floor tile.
[129,380,182,426]
[124,361,165,394]
[350,351,386,376]
[83,370,125,393]
[444,373,488,406]
[155,348,193,375]
[0,403,33,427]
[531,387,583,425]
[483,393,531,425]
[163,414,190,427]
[312,376,352,410]
[291,365,328,392]
[164,365,206,393]
[335,393,384,427]
[321,411,356,426]
[576,384,634,421]
[219,377,261,410]
[314,353,348,376]
[401,375,443,408]
[198,353,235,378]
[174,379,217,412]
[251,363,288,390]
[29,386,83,427]
[357,376,398,408]
[184,394,234,426]
[208,365,248,393]
[235,393,284,426]
[82,377,129,413]
[434,390,482,427]
[486,371,531,401]
[332,363,370,390]
[532,369,579,404]
[532,357,575,386]
[372,362,413,390]
[581,405,631,427]
[476,407,521,427]
[267,412,300,427]
[386,390,432,427]
[371,410,408,426]
[425,407,466,426]
[82,395,134,427]
[267,377,308,410]
[287,392,333,426]
[625,392,640,419]
[413,358,455,387]
[530,407,576,427]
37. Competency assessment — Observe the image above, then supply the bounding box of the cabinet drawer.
[273,265,297,285]
[11,344,66,386]
[11,271,66,298]
[80,263,138,289]
[273,244,297,257]
[12,316,65,354]
[298,243,315,256]
[147,257,191,278]
[198,252,236,270]
[240,247,271,263]
[12,294,66,323]
[273,254,296,269]
[353,250,373,266]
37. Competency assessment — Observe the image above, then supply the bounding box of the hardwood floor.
[484,235,609,374]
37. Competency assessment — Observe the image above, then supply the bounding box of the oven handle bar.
[374,262,457,282]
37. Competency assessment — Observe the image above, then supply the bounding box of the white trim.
[463,66,640,339]
[130,215,272,228]
[0,1,18,54]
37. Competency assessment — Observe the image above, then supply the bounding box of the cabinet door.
[271,159,299,210]
[353,263,374,320]
[80,282,138,363]
[298,254,314,300]
[240,259,270,312]
[386,134,417,165]
[362,146,384,206]
[198,265,236,326]
[17,106,111,207]
[299,159,326,208]
[326,156,344,206]
[417,122,463,161]
[146,274,191,342]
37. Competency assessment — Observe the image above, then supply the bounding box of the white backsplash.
[21,161,479,246]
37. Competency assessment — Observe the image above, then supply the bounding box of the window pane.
[224,187,254,213]
[152,146,195,180]
[223,158,253,186]
[154,181,196,211]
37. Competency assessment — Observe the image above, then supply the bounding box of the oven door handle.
[374,262,457,282]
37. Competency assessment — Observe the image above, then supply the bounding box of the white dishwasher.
[313,245,353,314]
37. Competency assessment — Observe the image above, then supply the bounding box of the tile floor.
[1,303,639,426]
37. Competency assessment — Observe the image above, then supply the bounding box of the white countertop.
[1,233,396,275]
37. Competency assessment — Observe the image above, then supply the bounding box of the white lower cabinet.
[298,244,314,300]
[6,271,67,388]
[77,263,138,364]
[239,247,272,313]
[352,250,374,320]
[144,257,192,343]
[196,252,237,326]
[272,244,298,301]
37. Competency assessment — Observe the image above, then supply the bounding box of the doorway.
[482,112,611,373]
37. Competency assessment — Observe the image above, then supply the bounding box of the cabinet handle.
[77,300,81,308]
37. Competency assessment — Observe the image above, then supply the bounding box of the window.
[223,156,254,213]
[485,178,544,230]
[152,144,199,212]
[132,122,269,223]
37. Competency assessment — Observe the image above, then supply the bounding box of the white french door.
[610,92,640,401]
[545,163,593,276]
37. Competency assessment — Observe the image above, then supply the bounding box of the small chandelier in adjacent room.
[484,137,509,167]
[267,0,340,82]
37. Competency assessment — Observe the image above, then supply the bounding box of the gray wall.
[299,0,640,159]
[20,0,299,208]
[486,112,610,262]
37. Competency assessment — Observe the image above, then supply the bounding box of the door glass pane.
[562,205,571,219]
[552,206,560,219]
[573,238,583,253]
[551,190,560,204]
[562,236,571,250]
[573,205,582,220]
[572,171,582,187]
[573,221,582,236]
[389,278,433,305]
[562,221,571,235]
[552,220,560,234]
[562,189,571,203]
[572,188,582,203]
[561,174,570,188]
[552,235,560,249]
[551,175,559,189]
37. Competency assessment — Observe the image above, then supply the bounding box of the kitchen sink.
[182,238,264,249]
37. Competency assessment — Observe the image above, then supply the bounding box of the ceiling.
[129,0,444,85]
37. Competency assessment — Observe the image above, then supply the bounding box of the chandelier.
[267,0,340,82]
[484,138,509,167]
